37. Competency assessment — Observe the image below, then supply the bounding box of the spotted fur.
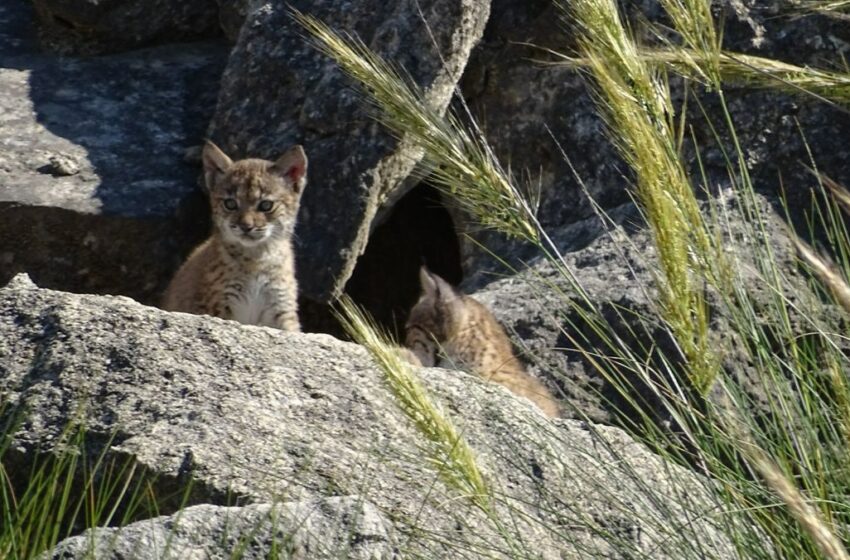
[405,267,560,417]
[162,141,306,331]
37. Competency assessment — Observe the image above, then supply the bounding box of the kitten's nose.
[239,223,255,233]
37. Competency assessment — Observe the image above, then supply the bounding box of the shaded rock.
[31,0,221,55]
[454,0,625,274]
[456,0,850,276]
[0,0,38,56]
[208,0,490,303]
[466,192,815,428]
[466,202,649,425]
[1,275,745,559]
[0,0,228,306]
[215,0,263,43]
[47,498,396,560]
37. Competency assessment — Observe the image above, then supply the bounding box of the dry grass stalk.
[294,10,539,243]
[557,49,850,107]
[791,0,850,20]
[792,236,850,314]
[750,451,850,560]
[566,0,718,393]
[813,170,850,216]
[335,296,491,509]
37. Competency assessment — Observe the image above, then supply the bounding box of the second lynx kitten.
[405,267,560,417]
[162,141,307,331]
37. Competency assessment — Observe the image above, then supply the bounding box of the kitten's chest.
[227,273,278,326]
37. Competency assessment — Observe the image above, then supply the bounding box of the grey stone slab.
[1,274,745,558]
[46,499,396,560]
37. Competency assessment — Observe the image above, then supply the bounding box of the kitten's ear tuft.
[420,266,439,297]
[433,274,459,303]
[420,266,458,302]
[271,145,308,193]
[202,141,233,191]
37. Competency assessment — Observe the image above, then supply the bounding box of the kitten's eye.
[222,198,238,211]
[257,200,274,212]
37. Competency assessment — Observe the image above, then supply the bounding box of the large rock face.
[0,275,743,559]
[455,0,623,273]
[207,0,491,303]
[47,499,395,560]
[0,0,228,306]
[31,0,220,54]
[455,0,850,275]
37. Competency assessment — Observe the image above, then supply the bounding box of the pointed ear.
[419,266,438,297]
[270,145,308,194]
[202,141,233,191]
[420,266,458,302]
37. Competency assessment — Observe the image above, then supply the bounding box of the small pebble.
[44,154,80,176]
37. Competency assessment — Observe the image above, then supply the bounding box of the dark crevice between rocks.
[301,182,463,340]
[31,0,223,56]
[0,199,209,307]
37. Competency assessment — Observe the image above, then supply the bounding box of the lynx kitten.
[163,141,307,331]
[405,267,560,417]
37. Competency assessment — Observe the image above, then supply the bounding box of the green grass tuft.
[334,295,490,510]
[792,0,850,19]
[558,49,850,108]
[293,10,539,244]
[565,0,719,394]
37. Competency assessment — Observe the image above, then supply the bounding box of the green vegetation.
[560,49,850,109]
[793,0,850,19]
[302,0,850,558]
[335,295,490,510]
[570,0,718,394]
[7,0,850,557]
[0,410,328,559]
[0,411,161,559]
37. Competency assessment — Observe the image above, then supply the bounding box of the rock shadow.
[0,0,227,305]
[301,182,463,338]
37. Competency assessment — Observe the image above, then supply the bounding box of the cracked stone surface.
[455,0,850,275]
[46,498,396,560]
[1,274,745,559]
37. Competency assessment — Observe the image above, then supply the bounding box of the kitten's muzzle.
[229,223,269,243]
[234,222,266,237]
